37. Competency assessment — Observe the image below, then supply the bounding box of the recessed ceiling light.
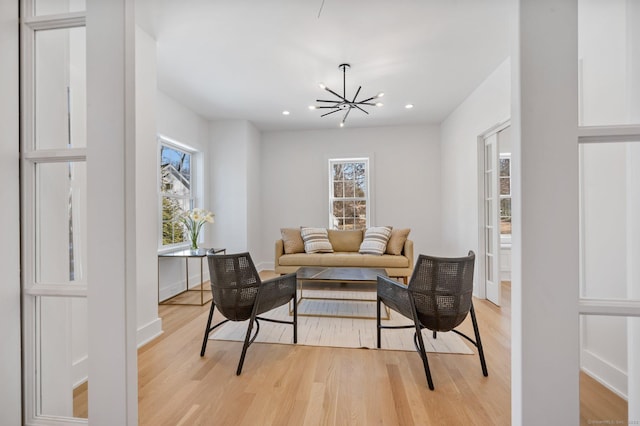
[282,110,290,115]
[405,104,414,109]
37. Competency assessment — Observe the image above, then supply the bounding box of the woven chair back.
[408,251,475,332]
[206,252,261,321]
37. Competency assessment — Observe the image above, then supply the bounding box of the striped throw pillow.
[359,226,393,255]
[300,227,334,253]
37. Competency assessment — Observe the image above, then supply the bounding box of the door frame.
[477,119,510,303]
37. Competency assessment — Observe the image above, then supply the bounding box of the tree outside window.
[160,141,194,246]
[329,158,369,230]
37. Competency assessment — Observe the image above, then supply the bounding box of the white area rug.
[209,289,473,354]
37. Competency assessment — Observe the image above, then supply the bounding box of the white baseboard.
[159,270,210,301]
[71,318,163,389]
[256,261,273,272]
[581,348,628,400]
[72,355,88,389]
[500,270,511,281]
[137,317,163,348]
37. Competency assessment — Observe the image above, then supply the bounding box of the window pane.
[484,173,493,199]
[500,177,510,196]
[160,145,191,195]
[34,0,86,16]
[35,27,86,149]
[162,196,189,245]
[333,182,344,198]
[499,158,510,177]
[500,199,512,234]
[354,201,366,228]
[332,163,344,180]
[35,162,86,284]
[578,0,640,126]
[579,314,634,424]
[36,296,88,419]
[580,141,640,300]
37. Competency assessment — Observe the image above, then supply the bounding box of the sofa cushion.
[386,228,411,255]
[281,228,305,254]
[327,229,364,252]
[300,227,334,253]
[359,226,393,255]
[278,252,409,268]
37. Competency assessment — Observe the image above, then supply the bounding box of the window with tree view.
[499,154,511,237]
[160,142,194,246]
[329,158,369,230]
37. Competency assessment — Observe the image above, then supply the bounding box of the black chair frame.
[376,252,488,390]
[200,252,297,375]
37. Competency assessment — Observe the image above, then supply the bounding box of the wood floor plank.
[73,275,627,425]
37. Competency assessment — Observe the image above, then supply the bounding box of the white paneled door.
[483,132,501,306]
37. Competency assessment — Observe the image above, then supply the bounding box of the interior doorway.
[478,120,511,306]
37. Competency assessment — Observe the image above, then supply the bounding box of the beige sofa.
[274,228,414,282]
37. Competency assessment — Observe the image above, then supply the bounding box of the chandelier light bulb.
[376,102,384,107]
[405,104,414,109]
[318,83,326,89]
[377,92,385,98]
[339,122,345,128]
[282,110,290,115]
[308,105,316,110]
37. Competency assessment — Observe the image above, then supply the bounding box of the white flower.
[179,208,215,249]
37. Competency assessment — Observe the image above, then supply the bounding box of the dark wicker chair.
[376,251,488,390]
[200,252,297,375]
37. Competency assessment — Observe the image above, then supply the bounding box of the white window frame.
[158,135,200,251]
[328,157,370,230]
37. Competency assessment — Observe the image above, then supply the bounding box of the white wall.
[156,91,213,299]
[247,123,262,257]
[0,1,21,423]
[208,120,262,258]
[135,26,163,344]
[440,57,511,293]
[259,125,441,268]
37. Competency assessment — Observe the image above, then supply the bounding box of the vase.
[190,236,199,250]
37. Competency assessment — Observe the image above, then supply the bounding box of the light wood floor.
[75,276,627,424]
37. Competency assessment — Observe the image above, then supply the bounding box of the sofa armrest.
[403,239,414,270]
[275,239,285,267]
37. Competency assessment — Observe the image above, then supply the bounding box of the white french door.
[481,131,501,306]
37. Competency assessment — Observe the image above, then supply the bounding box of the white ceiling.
[136,0,512,131]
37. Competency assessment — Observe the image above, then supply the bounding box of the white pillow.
[300,227,334,253]
[359,226,393,255]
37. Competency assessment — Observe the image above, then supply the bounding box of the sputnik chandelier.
[311,63,384,127]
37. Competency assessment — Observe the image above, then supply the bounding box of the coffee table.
[294,266,391,320]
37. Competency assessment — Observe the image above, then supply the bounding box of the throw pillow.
[281,228,304,254]
[359,226,393,255]
[327,229,364,252]
[386,228,411,255]
[300,227,334,253]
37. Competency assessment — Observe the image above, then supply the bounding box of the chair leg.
[237,313,257,376]
[293,294,298,344]
[413,321,435,390]
[470,302,489,377]
[376,297,382,349]
[433,331,437,339]
[200,302,216,357]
